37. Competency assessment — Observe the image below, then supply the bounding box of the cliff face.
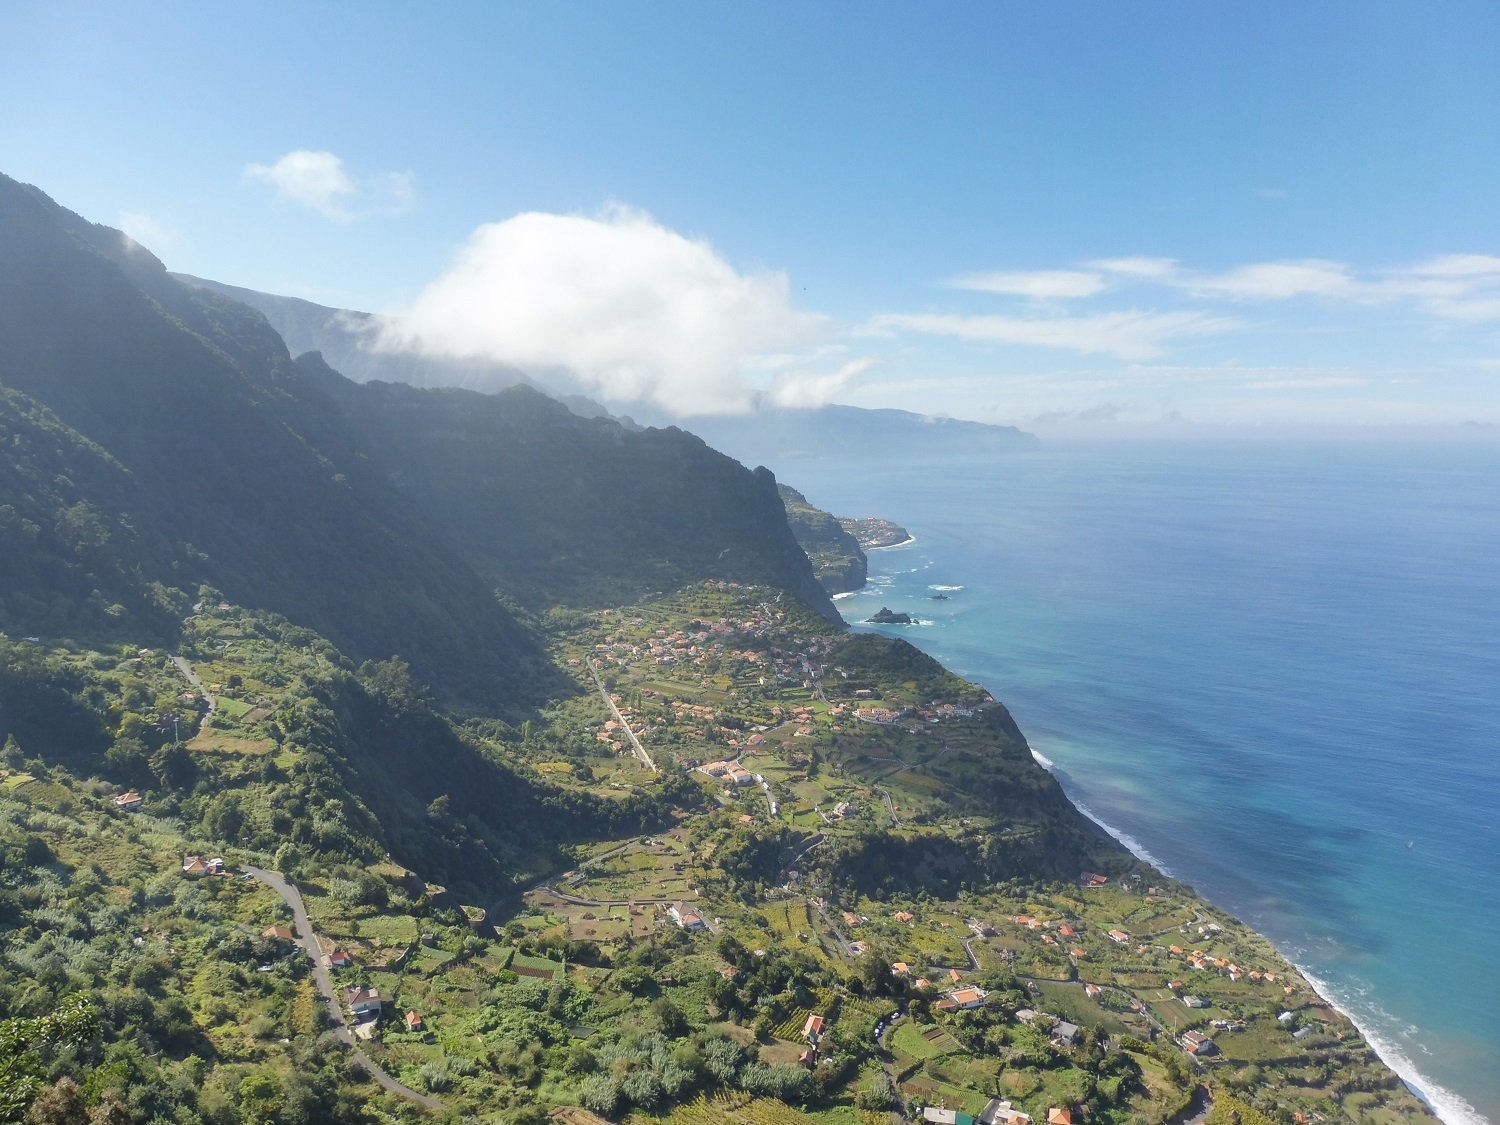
[777,484,869,595]
[294,357,843,622]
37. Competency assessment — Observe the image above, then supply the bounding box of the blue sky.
[4,2,1500,432]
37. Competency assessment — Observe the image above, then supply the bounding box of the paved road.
[872,1009,908,1114]
[875,785,902,828]
[535,883,678,909]
[959,935,981,971]
[169,655,216,734]
[587,660,658,772]
[243,866,444,1112]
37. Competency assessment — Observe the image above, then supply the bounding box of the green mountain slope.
[0,174,553,708]
[291,353,841,619]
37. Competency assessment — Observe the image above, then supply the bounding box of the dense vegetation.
[0,174,1438,1125]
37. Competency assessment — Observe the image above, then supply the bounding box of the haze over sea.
[776,441,1499,1125]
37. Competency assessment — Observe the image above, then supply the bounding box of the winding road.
[169,655,216,734]
[242,866,444,1112]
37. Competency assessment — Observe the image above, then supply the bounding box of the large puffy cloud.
[375,207,831,414]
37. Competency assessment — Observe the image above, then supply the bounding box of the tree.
[149,743,194,790]
[22,1078,85,1125]
[856,1073,895,1112]
[0,736,21,767]
[0,995,99,1123]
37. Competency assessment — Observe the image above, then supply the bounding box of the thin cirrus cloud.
[863,309,1241,361]
[374,205,857,416]
[1090,254,1500,314]
[244,150,415,222]
[874,252,1500,364]
[949,269,1106,299]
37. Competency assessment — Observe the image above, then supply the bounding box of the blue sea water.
[776,441,1500,1124]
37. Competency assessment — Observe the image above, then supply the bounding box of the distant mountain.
[170,276,1036,462]
[670,403,1040,468]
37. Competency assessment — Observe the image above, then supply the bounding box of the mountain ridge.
[171,273,1039,461]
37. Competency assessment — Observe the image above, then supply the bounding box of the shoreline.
[865,534,917,550]
[1029,745,1482,1125]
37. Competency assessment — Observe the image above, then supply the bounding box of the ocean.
[771,440,1500,1124]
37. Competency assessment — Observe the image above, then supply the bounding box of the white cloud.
[246,150,354,219]
[1190,259,1358,300]
[1403,253,1500,278]
[949,269,1105,299]
[1091,256,1180,279]
[375,206,830,415]
[863,309,1239,360]
[244,150,415,221]
[767,357,876,409]
[1242,376,1367,390]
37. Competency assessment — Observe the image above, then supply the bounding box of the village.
[68,585,1427,1125]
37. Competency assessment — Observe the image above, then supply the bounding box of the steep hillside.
[0,174,554,708]
[292,354,841,619]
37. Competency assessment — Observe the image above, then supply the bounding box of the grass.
[214,696,254,719]
[889,1022,958,1061]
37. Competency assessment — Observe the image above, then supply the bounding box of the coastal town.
[0,586,1437,1125]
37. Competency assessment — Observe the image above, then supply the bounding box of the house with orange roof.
[947,987,988,1010]
[1107,929,1129,944]
[803,1013,825,1042]
[949,968,963,983]
[1047,1110,1073,1125]
[404,1010,424,1031]
[894,910,914,922]
[261,925,294,942]
[1070,947,1087,958]
[891,962,910,976]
